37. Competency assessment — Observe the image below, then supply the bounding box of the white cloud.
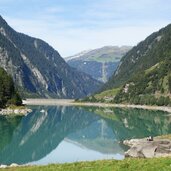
[2,0,171,57]
[4,15,170,57]
[55,23,169,57]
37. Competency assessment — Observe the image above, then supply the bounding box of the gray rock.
[124,138,171,158]
[10,163,18,167]
[0,165,7,168]
[0,108,32,116]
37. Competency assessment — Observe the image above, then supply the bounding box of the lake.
[0,105,171,165]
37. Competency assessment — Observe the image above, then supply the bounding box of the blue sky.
[0,0,171,56]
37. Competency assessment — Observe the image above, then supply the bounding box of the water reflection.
[0,106,170,165]
[0,115,22,151]
[89,107,171,140]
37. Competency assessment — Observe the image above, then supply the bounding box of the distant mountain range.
[0,15,101,98]
[98,24,171,105]
[65,46,132,82]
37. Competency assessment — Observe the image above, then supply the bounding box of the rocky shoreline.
[0,163,19,169]
[0,107,32,116]
[1,137,171,168]
[123,137,171,158]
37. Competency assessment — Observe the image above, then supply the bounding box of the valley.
[66,46,132,83]
[0,1,171,169]
[84,24,171,107]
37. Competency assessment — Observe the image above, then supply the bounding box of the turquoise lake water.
[0,106,170,165]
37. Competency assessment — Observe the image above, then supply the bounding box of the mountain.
[0,15,101,98]
[114,59,171,105]
[65,46,132,82]
[101,24,171,105]
[0,67,22,107]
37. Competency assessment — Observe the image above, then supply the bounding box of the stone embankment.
[123,138,171,158]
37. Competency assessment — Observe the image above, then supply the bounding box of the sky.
[0,0,171,57]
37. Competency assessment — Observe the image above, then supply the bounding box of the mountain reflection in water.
[0,106,170,165]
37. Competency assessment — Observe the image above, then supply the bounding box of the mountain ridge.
[0,15,102,98]
[97,23,171,105]
[104,24,171,90]
[66,46,132,82]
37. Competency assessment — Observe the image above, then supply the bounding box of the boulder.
[10,163,19,167]
[0,165,7,168]
[124,138,171,158]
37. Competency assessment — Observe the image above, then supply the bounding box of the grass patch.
[7,105,26,110]
[95,88,120,100]
[2,158,171,171]
[145,63,159,74]
[88,55,121,63]
[156,134,171,140]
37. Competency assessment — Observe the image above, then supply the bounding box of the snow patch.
[65,50,92,61]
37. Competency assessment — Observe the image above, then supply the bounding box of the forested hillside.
[104,24,171,90]
[94,24,171,106]
[114,59,171,105]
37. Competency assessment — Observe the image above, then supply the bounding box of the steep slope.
[104,24,171,90]
[114,59,171,105]
[101,24,171,105]
[66,46,131,82]
[0,16,101,98]
[0,67,22,108]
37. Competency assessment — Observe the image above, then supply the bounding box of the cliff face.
[0,16,102,98]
